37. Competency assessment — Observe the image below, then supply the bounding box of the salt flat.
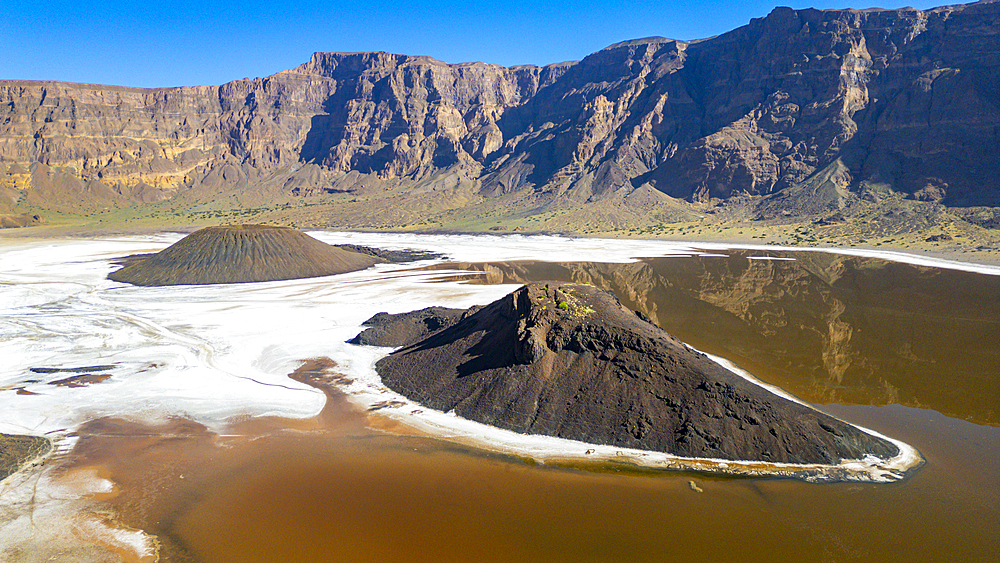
[0,231,985,560]
[2,232,970,458]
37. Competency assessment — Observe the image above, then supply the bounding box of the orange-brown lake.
[63,249,1000,562]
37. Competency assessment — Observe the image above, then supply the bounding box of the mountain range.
[1,1,998,242]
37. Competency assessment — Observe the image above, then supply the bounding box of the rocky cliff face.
[1,2,997,222]
[486,1,1000,208]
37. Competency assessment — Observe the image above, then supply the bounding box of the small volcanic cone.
[371,282,900,465]
[109,225,385,286]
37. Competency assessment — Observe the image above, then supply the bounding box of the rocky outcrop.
[0,212,41,228]
[428,252,1000,426]
[108,224,384,286]
[371,282,900,465]
[349,306,473,347]
[332,244,443,263]
[1,2,997,219]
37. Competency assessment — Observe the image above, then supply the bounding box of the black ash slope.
[369,282,899,465]
[109,225,385,286]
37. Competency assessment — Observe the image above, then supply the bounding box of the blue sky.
[3,0,947,88]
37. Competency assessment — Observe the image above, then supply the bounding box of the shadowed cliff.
[1,2,997,234]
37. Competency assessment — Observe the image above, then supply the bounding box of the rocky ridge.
[1,2,997,235]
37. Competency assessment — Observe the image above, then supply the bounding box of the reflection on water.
[74,402,999,563]
[425,250,1000,425]
[34,247,1000,562]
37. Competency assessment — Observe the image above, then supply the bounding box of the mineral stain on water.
[2,236,998,562]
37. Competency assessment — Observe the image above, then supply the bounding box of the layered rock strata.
[370,282,900,465]
[1,2,997,220]
[108,224,383,285]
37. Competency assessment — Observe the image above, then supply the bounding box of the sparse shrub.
[557,301,569,311]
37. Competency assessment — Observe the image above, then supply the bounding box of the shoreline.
[307,231,1000,276]
[0,232,990,563]
[3,223,1000,269]
[330,340,924,484]
[0,230,984,481]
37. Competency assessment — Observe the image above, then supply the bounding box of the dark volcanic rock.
[375,282,900,465]
[334,244,444,263]
[350,306,480,347]
[108,224,384,286]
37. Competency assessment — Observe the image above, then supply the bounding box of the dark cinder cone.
[109,224,385,286]
[371,282,901,465]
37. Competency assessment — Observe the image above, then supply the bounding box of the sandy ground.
[3,221,1000,267]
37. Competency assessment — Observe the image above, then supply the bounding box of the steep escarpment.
[486,2,1000,208]
[291,52,567,180]
[0,53,565,213]
[1,2,997,228]
[108,224,384,285]
[371,282,900,465]
[652,3,1000,208]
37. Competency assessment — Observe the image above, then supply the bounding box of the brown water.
[427,250,1000,425]
[65,250,1000,563]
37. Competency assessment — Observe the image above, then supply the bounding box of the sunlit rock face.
[1,2,996,219]
[108,224,384,286]
[372,282,900,465]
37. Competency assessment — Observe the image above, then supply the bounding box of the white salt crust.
[1,232,974,559]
